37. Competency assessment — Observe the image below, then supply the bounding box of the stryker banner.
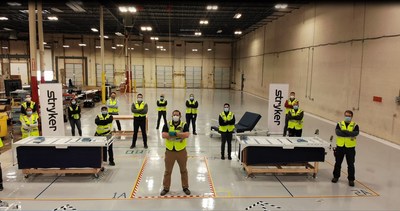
[267,83,289,134]
[39,83,65,136]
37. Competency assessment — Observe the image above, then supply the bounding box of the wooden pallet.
[242,162,319,178]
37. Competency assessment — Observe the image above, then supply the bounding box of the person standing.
[131,93,148,149]
[160,110,191,196]
[185,94,198,135]
[20,107,39,139]
[20,94,37,115]
[219,103,235,160]
[283,92,298,136]
[156,94,168,129]
[331,110,359,187]
[68,98,82,136]
[95,106,115,166]
[287,102,304,137]
[107,92,121,131]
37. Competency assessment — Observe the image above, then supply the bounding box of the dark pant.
[333,146,356,181]
[288,128,302,137]
[0,163,3,184]
[110,112,121,131]
[69,118,82,136]
[157,111,167,128]
[185,114,197,133]
[132,117,147,147]
[283,114,289,136]
[103,143,114,162]
[221,132,233,157]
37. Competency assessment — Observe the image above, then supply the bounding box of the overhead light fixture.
[161,48,166,51]
[134,43,140,46]
[0,17,9,21]
[217,30,222,33]
[234,30,242,35]
[150,37,159,40]
[66,1,86,13]
[4,28,12,31]
[275,3,288,9]
[51,7,64,13]
[1,47,8,49]
[48,16,58,21]
[115,32,124,36]
[199,20,209,25]
[233,13,242,19]
[141,26,152,31]
[156,46,163,49]
[119,6,137,13]
[91,28,98,32]
[99,35,109,39]
[195,32,202,36]
[116,44,124,47]
[63,45,70,48]
[111,46,116,50]
[145,48,149,51]
[7,2,22,6]
[207,48,212,51]
[78,43,86,47]
[95,46,101,49]
[128,47,134,50]
[43,42,47,45]
[192,49,198,52]
[206,5,218,10]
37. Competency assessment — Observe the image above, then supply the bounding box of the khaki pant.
[163,149,188,190]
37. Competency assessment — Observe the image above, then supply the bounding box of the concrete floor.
[0,88,399,210]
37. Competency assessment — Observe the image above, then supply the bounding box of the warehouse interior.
[0,1,399,210]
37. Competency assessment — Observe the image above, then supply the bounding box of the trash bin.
[0,112,8,137]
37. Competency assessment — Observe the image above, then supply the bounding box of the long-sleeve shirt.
[284,99,296,109]
[186,100,199,108]
[288,109,304,120]
[131,102,148,114]
[95,114,113,125]
[67,104,81,119]
[219,112,236,126]
[106,99,119,108]
[157,100,167,107]
[335,123,359,137]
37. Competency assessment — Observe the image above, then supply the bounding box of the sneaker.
[183,188,191,195]
[144,145,148,149]
[160,189,169,196]
[0,184,3,191]
[109,161,115,166]
[228,156,232,160]
[193,132,197,135]
[331,178,339,183]
[221,156,225,160]
[130,145,135,149]
[349,180,355,187]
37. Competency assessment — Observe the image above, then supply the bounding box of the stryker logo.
[47,90,58,131]
[273,90,283,125]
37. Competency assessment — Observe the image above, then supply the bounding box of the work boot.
[160,189,169,196]
[349,180,355,187]
[193,132,197,135]
[130,145,135,149]
[183,188,191,195]
[331,178,339,183]
[109,161,115,166]
[0,183,3,191]
[228,156,232,160]
[144,145,148,149]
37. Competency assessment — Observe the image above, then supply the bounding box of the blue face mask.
[102,111,108,115]
[160,97,164,100]
[293,105,299,110]
[224,108,229,112]
[190,97,194,101]
[344,116,352,122]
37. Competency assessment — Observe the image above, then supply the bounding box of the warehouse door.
[185,66,201,88]
[96,64,114,86]
[132,65,144,88]
[156,66,173,88]
[214,67,230,89]
[66,63,83,86]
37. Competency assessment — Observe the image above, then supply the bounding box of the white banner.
[39,83,65,136]
[267,83,289,134]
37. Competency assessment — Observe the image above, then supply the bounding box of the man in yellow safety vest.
[95,106,115,166]
[287,101,304,137]
[283,92,299,136]
[331,110,359,187]
[131,93,148,149]
[156,94,168,129]
[20,107,40,139]
[219,103,235,160]
[68,98,82,136]
[107,92,121,131]
[20,94,37,116]
[160,110,191,196]
[185,94,198,135]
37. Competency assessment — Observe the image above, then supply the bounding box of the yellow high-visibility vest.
[336,121,357,148]
[0,137,3,148]
[69,106,80,119]
[133,102,147,117]
[20,114,39,138]
[108,99,119,113]
[22,101,35,110]
[96,114,112,135]
[157,100,167,111]
[287,109,303,130]
[185,100,198,114]
[219,111,235,132]
[285,99,298,114]
[165,121,187,151]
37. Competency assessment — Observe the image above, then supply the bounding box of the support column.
[100,5,105,104]
[28,0,38,103]
[37,0,45,83]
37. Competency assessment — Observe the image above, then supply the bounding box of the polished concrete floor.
[0,88,399,210]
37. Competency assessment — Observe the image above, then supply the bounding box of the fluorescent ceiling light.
[51,7,64,13]
[0,17,9,21]
[66,1,86,13]
[111,46,116,49]
[99,35,109,39]
[275,4,288,9]
[207,48,212,51]
[134,43,140,46]
[192,49,198,52]
[200,20,208,25]
[2,47,8,49]
[43,42,47,44]
[141,26,152,31]
[63,45,69,48]
[233,13,242,19]
[48,16,58,21]
[128,6,137,13]
[119,6,127,12]
[217,30,222,33]
[128,47,134,50]
[145,48,149,51]
[4,28,12,31]
[115,32,124,36]
[195,32,202,36]
[91,28,98,32]
[156,46,163,49]
[161,48,166,51]
[234,31,242,35]
[150,37,159,40]
[116,44,124,47]
[95,46,101,49]
[7,2,21,6]
[206,5,218,10]
[78,43,86,47]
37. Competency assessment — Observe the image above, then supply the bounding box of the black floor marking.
[34,175,61,199]
[274,175,293,197]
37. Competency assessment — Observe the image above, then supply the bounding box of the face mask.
[293,105,299,110]
[189,97,194,101]
[137,97,143,102]
[27,111,32,115]
[290,96,295,100]
[102,111,108,115]
[111,95,116,99]
[160,97,164,100]
[344,116,352,122]
[224,108,229,112]
[172,115,180,122]
[26,98,31,102]
[71,101,76,105]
